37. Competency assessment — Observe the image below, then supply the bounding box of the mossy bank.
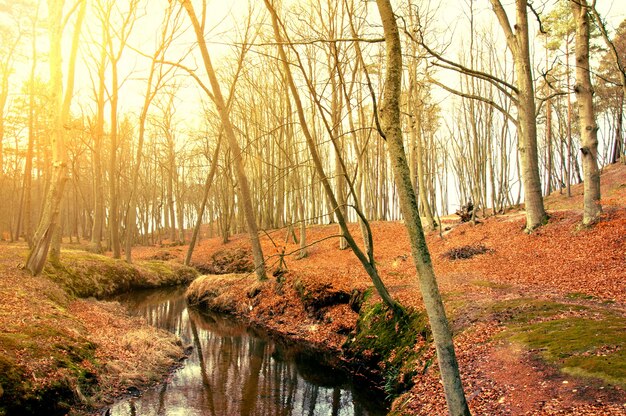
[186,272,626,415]
[0,246,198,416]
[186,273,432,402]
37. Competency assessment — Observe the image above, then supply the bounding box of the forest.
[0,0,625,415]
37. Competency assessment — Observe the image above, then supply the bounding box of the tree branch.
[156,60,214,100]
[488,0,517,54]
[240,37,385,47]
[428,76,517,125]
[407,22,519,95]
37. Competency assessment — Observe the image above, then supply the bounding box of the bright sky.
[3,0,626,136]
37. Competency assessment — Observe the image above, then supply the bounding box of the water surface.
[108,287,388,416]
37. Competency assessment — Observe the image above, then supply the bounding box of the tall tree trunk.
[329,53,348,250]
[180,0,266,281]
[25,0,68,275]
[90,33,106,254]
[263,0,399,311]
[49,0,86,262]
[571,0,602,225]
[566,42,573,197]
[546,97,553,196]
[374,1,470,414]
[414,107,437,230]
[15,6,40,245]
[109,58,121,258]
[612,95,624,163]
[489,0,547,231]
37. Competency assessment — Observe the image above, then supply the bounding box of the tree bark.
[180,0,266,280]
[263,0,399,311]
[374,1,470,414]
[25,0,68,276]
[489,0,547,231]
[571,0,602,225]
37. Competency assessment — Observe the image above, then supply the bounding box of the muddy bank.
[0,246,197,416]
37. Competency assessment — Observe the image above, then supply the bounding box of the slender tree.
[25,0,69,275]
[571,0,602,224]
[263,0,400,312]
[125,3,180,262]
[179,0,267,281]
[375,0,470,414]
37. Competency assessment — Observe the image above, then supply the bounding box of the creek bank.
[0,246,197,416]
[185,272,432,401]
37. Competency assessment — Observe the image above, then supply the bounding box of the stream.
[107,287,389,416]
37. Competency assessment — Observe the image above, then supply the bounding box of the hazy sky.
[6,0,626,138]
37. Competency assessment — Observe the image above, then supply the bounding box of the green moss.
[138,260,198,286]
[566,292,596,301]
[505,314,626,386]
[0,354,28,413]
[344,302,431,397]
[43,250,197,299]
[471,280,512,290]
[488,298,585,324]
[0,330,98,416]
[1,248,193,414]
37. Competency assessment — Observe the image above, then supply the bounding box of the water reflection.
[109,288,388,416]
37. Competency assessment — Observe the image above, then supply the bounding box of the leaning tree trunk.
[25,0,67,276]
[263,0,400,312]
[374,1,471,415]
[180,0,266,281]
[571,0,602,225]
[185,137,222,266]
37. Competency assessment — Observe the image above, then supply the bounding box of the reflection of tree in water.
[189,316,215,415]
[109,289,387,416]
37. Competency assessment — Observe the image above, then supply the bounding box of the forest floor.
[0,247,197,415]
[0,163,624,416]
[138,162,626,415]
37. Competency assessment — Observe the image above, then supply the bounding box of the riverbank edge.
[0,246,198,416]
[185,272,431,410]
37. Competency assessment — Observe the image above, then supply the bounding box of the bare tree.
[25,0,86,275]
[589,5,626,163]
[102,0,141,258]
[263,0,400,311]
[179,0,267,281]
[421,0,548,231]
[125,2,181,262]
[571,0,601,225]
[375,0,470,414]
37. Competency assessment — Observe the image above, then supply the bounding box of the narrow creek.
[107,287,389,416]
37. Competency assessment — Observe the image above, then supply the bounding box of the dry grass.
[0,246,189,415]
[186,274,264,314]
